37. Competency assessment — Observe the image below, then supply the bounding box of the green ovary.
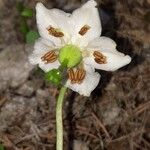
[59,44,82,68]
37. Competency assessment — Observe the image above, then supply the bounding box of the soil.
[0,0,150,150]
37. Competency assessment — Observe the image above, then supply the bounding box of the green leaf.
[16,1,24,13]
[21,8,33,17]
[26,31,39,43]
[19,20,29,35]
[45,69,62,86]
[0,144,5,150]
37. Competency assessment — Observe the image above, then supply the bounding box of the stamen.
[79,25,91,36]
[93,51,107,64]
[41,51,57,64]
[68,69,86,84]
[47,26,64,37]
[68,69,75,84]
[77,69,86,84]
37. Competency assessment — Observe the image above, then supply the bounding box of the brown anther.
[41,51,57,64]
[68,69,75,83]
[68,69,86,84]
[77,69,86,84]
[47,26,64,37]
[93,51,107,64]
[79,25,91,36]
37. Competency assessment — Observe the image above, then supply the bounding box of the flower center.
[59,44,82,68]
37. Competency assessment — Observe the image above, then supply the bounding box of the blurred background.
[0,0,150,150]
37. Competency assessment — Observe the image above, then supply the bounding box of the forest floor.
[0,0,149,150]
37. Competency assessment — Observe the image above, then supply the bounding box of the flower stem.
[56,86,67,150]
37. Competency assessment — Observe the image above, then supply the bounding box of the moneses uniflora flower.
[29,0,131,96]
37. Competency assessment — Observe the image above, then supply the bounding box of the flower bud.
[45,69,62,85]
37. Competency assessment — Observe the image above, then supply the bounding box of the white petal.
[39,61,60,72]
[66,65,100,96]
[28,38,60,72]
[36,3,71,46]
[84,51,131,71]
[34,38,55,54]
[29,38,54,64]
[70,0,101,47]
[87,36,117,53]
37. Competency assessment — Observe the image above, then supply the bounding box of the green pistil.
[59,44,82,68]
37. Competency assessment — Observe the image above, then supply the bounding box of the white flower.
[29,0,131,97]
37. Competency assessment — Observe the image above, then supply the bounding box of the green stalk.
[56,86,67,150]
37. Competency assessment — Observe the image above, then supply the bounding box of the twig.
[109,129,145,143]
[76,125,98,139]
[133,141,147,150]
[134,101,150,115]
[39,132,55,140]
[15,134,35,144]
[49,87,59,97]
[0,97,7,107]
[30,122,41,141]
[91,112,112,141]
[2,134,20,150]
[142,138,150,148]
